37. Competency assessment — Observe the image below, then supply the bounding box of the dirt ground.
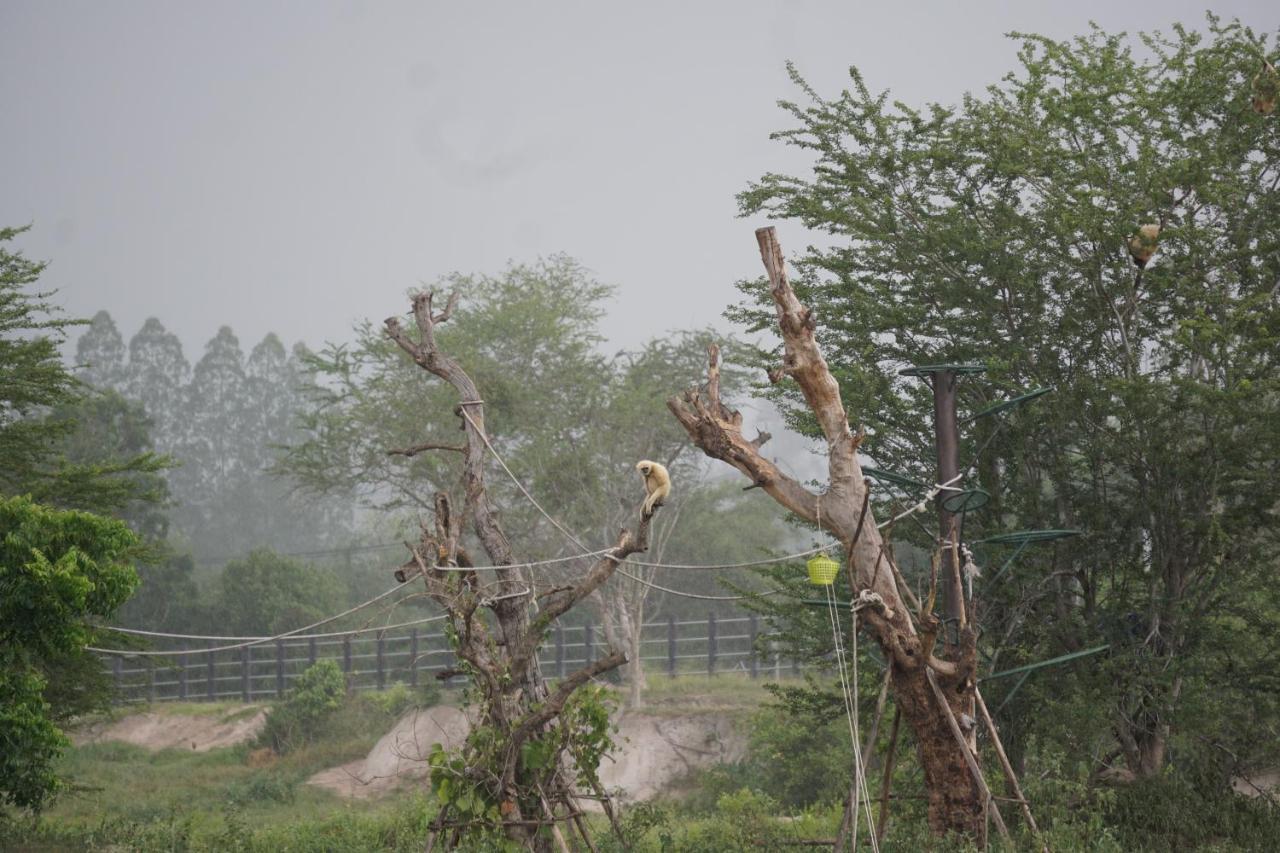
[72,705,268,752]
[303,705,746,804]
[70,700,747,804]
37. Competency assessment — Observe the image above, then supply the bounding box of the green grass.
[1,678,801,851]
[627,673,773,715]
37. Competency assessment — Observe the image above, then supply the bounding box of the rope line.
[88,613,451,658]
[88,580,419,657]
[827,584,880,852]
[459,408,787,602]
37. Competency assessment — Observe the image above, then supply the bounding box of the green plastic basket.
[807,553,841,586]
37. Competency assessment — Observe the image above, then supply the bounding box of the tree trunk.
[667,227,989,838]
[385,290,663,850]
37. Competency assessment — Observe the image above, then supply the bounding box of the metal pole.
[410,629,419,688]
[178,653,188,700]
[240,646,250,702]
[584,622,594,665]
[749,614,759,679]
[667,615,677,677]
[206,643,215,701]
[376,634,386,690]
[707,612,718,676]
[275,640,285,697]
[555,624,566,678]
[931,368,963,641]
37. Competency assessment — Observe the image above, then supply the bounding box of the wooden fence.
[100,614,802,704]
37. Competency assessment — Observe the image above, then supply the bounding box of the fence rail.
[99,614,803,704]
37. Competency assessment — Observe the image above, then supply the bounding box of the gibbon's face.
[638,464,652,477]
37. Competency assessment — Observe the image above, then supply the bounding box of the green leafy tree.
[282,256,789,704]
[0,496,139,810]
[210,548,344,636]
[734,15,1280,788]
[0,226,83,494]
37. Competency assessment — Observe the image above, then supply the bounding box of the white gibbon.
[1128,223,1161,268]
[635,460,671,516]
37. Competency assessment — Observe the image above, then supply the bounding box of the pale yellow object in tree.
[1128,223,1161,268]
[1252,59,1278,116]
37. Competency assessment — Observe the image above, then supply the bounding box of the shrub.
[258,660,345,754]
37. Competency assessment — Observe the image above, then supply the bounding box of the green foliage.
[1105,758,1280,851]
[279,257,772,605]
[735,706,850,809]
[735,14,1280,788]
[259,660,346,754]
[0,225,83,495]
[212,549,344,636]
[0,495,139,810]
[362,681,441,718]
[224,771,299,807]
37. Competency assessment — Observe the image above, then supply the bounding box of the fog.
[4,0,1272,355]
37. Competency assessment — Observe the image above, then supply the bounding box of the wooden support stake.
[875,707,902,845]
[926,669,1009,845]
[836,667,892,851]
[975,687,1047,851]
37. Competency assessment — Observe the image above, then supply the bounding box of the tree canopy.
[734,15,1280,781]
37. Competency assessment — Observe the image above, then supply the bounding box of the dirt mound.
[307,705,471,799]
[72,705,267,752]
[305,706,745,804]
[599,712,746,804]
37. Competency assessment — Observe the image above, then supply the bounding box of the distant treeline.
[74,312,353,561]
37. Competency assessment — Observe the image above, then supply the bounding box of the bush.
[363,682,440,718]
[688,705,850,811]
[258,660,345,754]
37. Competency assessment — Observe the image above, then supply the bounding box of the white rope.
[87,579,418,656]
[828,584,880,852]
[89,613,452,657]
[876,472,962,530]
[459,407,790,602]
[431,549,614,571]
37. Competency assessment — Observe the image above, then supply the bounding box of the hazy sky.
[2,1,1276,360]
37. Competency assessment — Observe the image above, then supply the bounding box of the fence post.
[241,646,251,702]
[178,653,188,700]
[410,629,419,688]
[111,656,122,699]
[555,624,565,678]
[667,616,677,677]
[342,636,352,676]
[148,659,157,702]
[584,622,594,665]
[376,634,386,690]
[707,612,718,676]
[773,637,782,680]
[308,636,317,667]
[749,614,759,679]
[275,640,285,697]
[206,643,215,701]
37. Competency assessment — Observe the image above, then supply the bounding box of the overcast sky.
[2,1,1276,361]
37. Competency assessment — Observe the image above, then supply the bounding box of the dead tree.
[667,228,988,839]
[385,290,660,851]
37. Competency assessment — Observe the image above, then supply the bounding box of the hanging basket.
[807,552,841,586]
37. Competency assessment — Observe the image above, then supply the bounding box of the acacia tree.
[382,289,660,850]
[733,16,1280,790]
